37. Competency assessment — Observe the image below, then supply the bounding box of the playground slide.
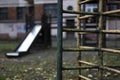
[6,25,42,57]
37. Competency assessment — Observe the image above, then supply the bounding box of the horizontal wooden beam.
[101,66,120,74]
[79,15,95,19]
[64,46,120,54]
[63,47,99,52]
[79,61,120,74]
[101,48,120,54]
[63,10,99,15]
[63,28,120,34]
[102,30,120,34]
[79,60,97,66]
[103,9,120,15]
[63,28,98,33]
[79,75,92,80]
[79,0,93,4]
[63,66,98,70]
[63,66,120,70]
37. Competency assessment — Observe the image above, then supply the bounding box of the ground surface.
[0,38,120,80]
[0,38,78,80]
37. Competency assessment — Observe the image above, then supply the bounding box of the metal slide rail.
[57,0,120,80]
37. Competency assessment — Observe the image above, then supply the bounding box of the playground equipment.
[6,25,42,57]
[57,0,120,80]
[6,24,51,57]
[6,12,51,57]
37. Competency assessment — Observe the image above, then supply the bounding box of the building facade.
[0,0,120,39]
[0,0,43,39]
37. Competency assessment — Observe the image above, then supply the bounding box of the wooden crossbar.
[79,60,97,66]
[63,10,99,15]
[63,47,99,52]
[103,9,120,15]
[63,66,98,70]
[79,61,120,74]
[63,28,120,34]
[101,66,120,74]
[101,48,120,54]
[102,30,120,34]
[79,75,92,80]
[63,28,98,33]
[79,15,95,19]
[79,0,93,4]
[63,46,120,55]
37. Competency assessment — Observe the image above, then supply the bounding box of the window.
[29,6,34,17]
[67,6,73,10]
[0,8,8,20]
[85,4,98,23]
[87,8,91,12]
[85,4,98,12]
[17,7,26,20]
[44,4,57,18]
[109,4,118,10]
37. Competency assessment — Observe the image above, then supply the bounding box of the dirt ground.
[0,38,78,80]
[0,37,120,80]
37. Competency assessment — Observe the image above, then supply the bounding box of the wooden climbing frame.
[57,0,120,80]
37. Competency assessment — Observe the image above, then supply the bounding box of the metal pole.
[57,0,63,80]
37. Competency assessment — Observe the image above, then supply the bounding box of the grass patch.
[0,39,19,51]
[0,44,16,51]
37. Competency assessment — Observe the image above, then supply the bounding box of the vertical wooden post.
[77,0,82,80]
[98,0,104,80]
